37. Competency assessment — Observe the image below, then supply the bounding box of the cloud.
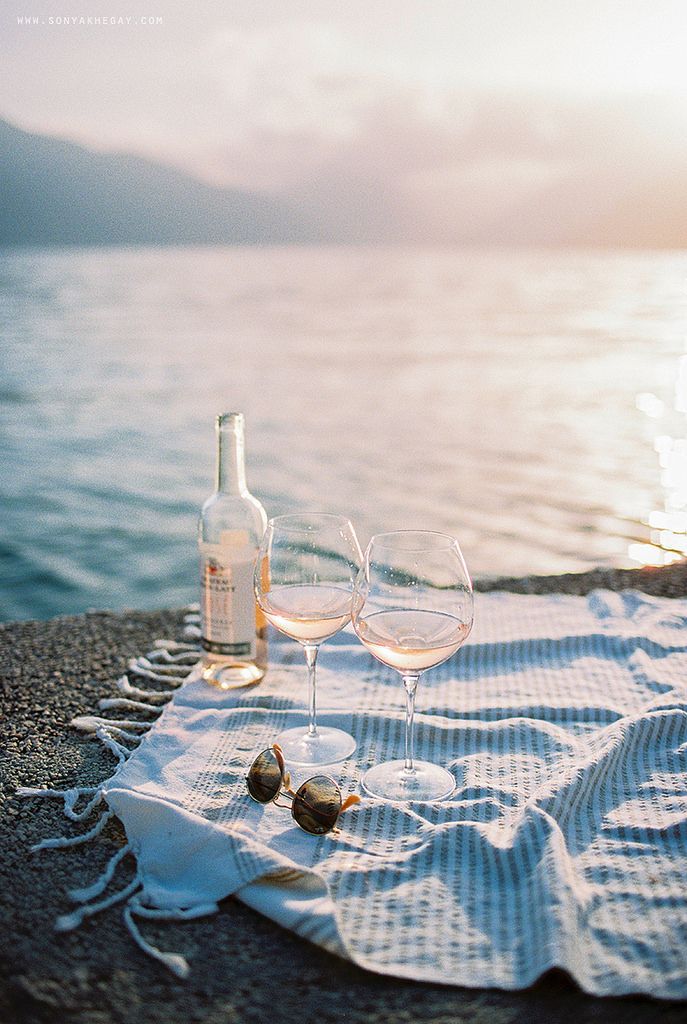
[140,20,687,243]
[197,23,402,173]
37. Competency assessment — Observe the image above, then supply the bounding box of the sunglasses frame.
[246,743,360,835]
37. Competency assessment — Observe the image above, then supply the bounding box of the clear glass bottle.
[198,412,267,688]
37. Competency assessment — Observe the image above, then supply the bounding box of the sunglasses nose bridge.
[247,753,360,833]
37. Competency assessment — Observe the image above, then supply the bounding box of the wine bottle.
[198,412,267,688]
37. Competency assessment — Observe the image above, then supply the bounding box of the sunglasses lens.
[247,748,283,803]
[292,776,342,835]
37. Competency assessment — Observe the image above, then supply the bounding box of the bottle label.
[200,532,256,658]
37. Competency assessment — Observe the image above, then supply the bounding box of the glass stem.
[403,674,419,773]
[304,644,319,737]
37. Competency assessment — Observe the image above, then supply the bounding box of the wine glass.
[254,513,363,765]
[352,531,473,801]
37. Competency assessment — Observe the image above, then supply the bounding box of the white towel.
[100,590,687,996]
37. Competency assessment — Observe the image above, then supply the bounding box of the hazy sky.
[4,1,687,242]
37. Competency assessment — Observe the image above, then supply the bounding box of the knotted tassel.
[68,843,131,901]
[116,675,176,701]
[72,714,151,734]
[127,660,191,684]
[62,789,104,821]
[92,727,130,763]
[133,656,190,677]
[147,648,200,665]
[31,807,115,852]
[98,697,165,714]
[16,785,104,822]
[123,897,219,980]
[152,639,200,653]
[55,875,141,932]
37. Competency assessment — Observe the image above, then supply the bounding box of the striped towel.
[102,589,687,995]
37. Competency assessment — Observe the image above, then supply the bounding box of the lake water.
[2,246,687,622]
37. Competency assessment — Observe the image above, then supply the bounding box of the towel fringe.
[68,842,132,901]
[147,648,202,665]
[133,656,190,676]
[72,714,152,734]
[19,635,202,977]
[152,639,200,653]
[55,875,141,932]
[123,905,191,979]
[94,726,138,760]
[122,896,219,979]
[98,697,165,714]
[116,675,177,700]
[127,660,189,684]
[31,807,115,852]
[63,788,104,821]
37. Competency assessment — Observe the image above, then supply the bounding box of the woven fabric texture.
[103,590,687,996]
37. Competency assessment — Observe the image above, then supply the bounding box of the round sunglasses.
[246,743,360,835]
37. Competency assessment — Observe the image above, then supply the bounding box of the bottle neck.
[215,413,247,495]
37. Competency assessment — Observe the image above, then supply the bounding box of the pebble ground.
[2,564,687,1023]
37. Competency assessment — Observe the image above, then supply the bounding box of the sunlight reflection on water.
[1,246,686,620]
[634,353,687,566]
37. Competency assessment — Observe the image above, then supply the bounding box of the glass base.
[276,726,357,766]
[201,657,265,690]
[362,759,455,802]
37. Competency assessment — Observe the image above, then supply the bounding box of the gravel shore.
[2,564,687,1024]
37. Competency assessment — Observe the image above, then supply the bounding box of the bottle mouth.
[217,412,245,429]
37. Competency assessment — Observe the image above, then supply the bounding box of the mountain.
[0,118,301,246]
[2,115,686,248]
